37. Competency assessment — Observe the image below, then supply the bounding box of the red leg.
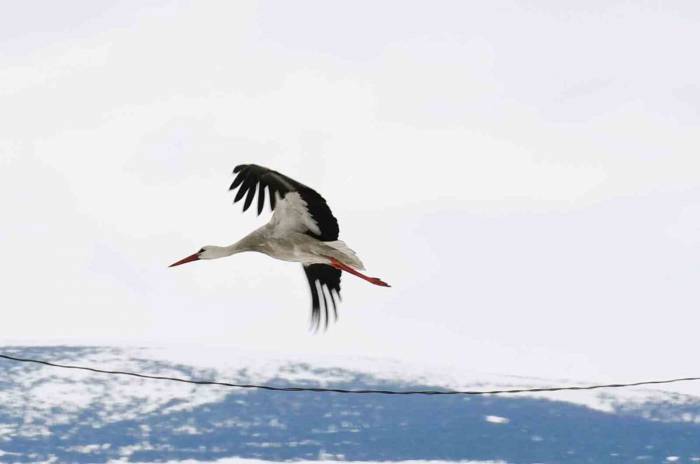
[328,257,390,287]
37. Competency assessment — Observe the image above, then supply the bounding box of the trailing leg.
[327,257,390,287]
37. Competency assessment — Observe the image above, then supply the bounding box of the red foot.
[328,257,391,287]
[368,277,390,287]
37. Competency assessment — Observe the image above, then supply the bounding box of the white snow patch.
[267,418,286,429]
[66,444,110,454]
[118,442,155,457]
[173,424,200,435]
[0,424,15,439]
[485,415,510,424]
[0,347,231,426]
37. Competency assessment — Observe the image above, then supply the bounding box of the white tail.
[327,240,365,270]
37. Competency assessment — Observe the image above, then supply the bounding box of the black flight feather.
[230,164,339,242]
[230,164,344,328]
[303,264,341,331]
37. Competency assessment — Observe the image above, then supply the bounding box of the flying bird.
[169,164,390,329]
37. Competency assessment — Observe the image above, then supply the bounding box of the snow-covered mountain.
[1,346,699,463]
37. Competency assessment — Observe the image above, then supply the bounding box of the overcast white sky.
[1,1,700,390]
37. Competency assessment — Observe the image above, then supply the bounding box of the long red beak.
[169,252,200,267]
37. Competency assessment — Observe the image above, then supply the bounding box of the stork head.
[169,246,232,267]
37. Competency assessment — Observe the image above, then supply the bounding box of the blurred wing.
[230,164,339,241]
[303,264,341,330]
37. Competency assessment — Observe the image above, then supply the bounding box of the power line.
[1,353,699,396]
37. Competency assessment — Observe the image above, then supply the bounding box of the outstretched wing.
[229,164,339,241]
[230,164,343,328]
[303,264,341,331]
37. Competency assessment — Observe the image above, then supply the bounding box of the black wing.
[303,264,341,331]
[230,164,343,328]
[229,164,339,241]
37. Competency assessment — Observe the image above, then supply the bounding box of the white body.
[201,193,365,269]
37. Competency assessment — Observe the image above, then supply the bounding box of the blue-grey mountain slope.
[0,346,699,463]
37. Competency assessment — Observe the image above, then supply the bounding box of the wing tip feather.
[304,264,342,332]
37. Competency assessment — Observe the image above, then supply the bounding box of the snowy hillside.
[0,346,699,463]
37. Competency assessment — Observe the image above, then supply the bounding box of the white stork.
[169,164,390,329]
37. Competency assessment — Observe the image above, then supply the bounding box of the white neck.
[201,231,262,260]
[200,245,238,259]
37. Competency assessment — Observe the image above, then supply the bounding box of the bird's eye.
[198,248,205,253]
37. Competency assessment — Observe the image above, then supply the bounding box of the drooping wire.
[1,353,699,396]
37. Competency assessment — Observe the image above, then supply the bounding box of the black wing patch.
[230,164,339,241]
[303,264,341,331]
